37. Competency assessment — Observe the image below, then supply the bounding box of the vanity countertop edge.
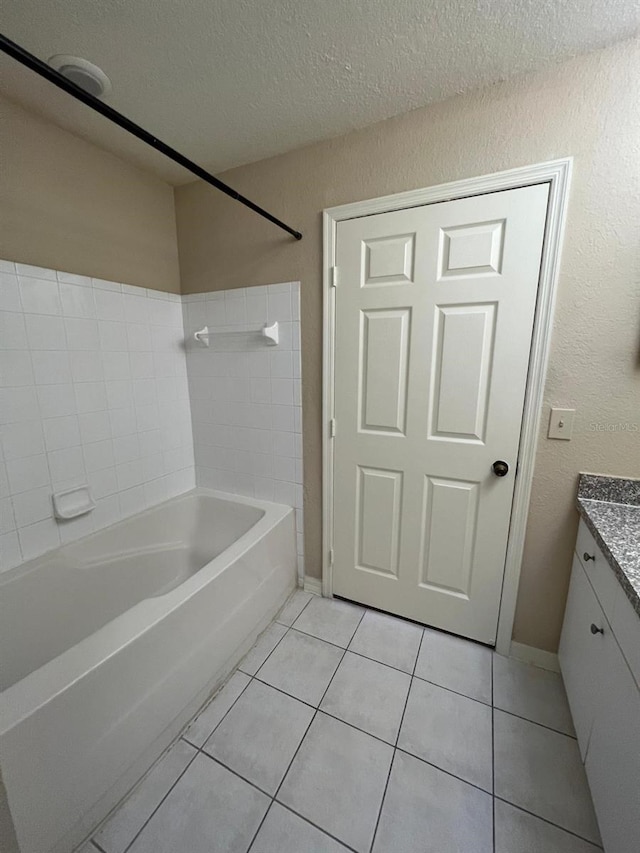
[576,473,640,618]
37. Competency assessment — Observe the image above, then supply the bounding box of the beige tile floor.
[82,591,602,853]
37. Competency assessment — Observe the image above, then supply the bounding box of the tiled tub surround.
[182,283,304,578]
[576,473,640,615]
[0,260,195,570]
[80,594,601,853]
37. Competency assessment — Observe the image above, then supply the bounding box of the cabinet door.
[585,632,640,853]
[559,557,607,757]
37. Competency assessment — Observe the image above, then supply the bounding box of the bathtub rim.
[0,487,294,735]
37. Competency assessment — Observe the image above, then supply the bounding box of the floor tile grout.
[110,596,306,852]
[368,626,425,853]
[119,745,200,853]
[251,607,367,851]
[269,801,361,853]
[493,796,604,848]
[267,620,576,740]
[94,596,590,853]
[492,705,577,739]
[394,747,494,797]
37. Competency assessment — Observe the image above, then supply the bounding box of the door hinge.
[331,266,338,288]
[329,548,334,567]
[329,418,336,437]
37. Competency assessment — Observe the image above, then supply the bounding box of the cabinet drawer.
[612,584,640,689]
[559,556,608,758]
[576,519,619,622]
[585,629,640,853]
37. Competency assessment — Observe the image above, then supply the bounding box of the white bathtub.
[0,489,296,853]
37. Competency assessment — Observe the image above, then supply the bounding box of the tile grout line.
[270,802,361,853]
[120,607,483,852]
[109,595,305,852]
[493,796,604,849]
[200,676,596,851]
[182,667,255,749]
[92,600,583,853]
[368,627,425,853]
[257,606,368,850]
[294,620,576,740]
[119,745,200,853]
[491,705,578,740]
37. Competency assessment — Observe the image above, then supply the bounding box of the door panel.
[332,184,550,643]
[419,476,479,597]
[363,233,416,285]
[355,466,403,577]
[429,303,496,441]
[359,308,411,434]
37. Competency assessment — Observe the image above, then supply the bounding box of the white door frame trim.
[322,158,573,655]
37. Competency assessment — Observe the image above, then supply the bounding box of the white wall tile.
[268,289,292,322]
[65,318,100,351]
[18,277,61,314]
[2,351,34,387]
[103,351,130,381]
[43,416,81,452]
[12,487,53,527]
[16,263,57,280]
[25,314,67,351]
[88,467,118,499]
[94,288,124,321]
[71,351,104,383]
[18,517,60,561]
[0,273,23,312]
[2,420,45,460]
[0,496,16,535]
[75,381,108,414]
[0,530,22,570]
[59,512,94,545]
[83,439,115,472]
[0,311,27,350]
[78,410,112,444]
[32,350,72,385]
[0,387,39,424]
[92,277,121,292]
[59,282,96,318]
[185,282,303,578]
[6,454,50,493]
[48,446,86,485]
[57,271,92,287]
[37,384,76,418]
[99,320,128,351]
[1,262,195,567]
[1,263,305,572]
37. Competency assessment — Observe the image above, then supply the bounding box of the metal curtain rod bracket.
[0,32,302,241]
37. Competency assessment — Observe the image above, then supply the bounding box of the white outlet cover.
[548,407,575,440]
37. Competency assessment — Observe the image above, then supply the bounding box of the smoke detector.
[48,54,111,98]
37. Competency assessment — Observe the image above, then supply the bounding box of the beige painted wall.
[0,95,180,292]
[177,38,640,652]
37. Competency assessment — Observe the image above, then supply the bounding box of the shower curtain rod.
[0,32,303,241]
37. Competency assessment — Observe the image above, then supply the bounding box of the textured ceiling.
[1,0,638,184]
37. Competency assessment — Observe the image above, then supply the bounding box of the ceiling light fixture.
[47,54,111,98]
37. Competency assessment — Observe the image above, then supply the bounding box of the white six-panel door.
[332,184,550,643]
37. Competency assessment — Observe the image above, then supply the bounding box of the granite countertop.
[576,474,640,617]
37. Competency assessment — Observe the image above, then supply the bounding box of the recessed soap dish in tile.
[53,485,95,520]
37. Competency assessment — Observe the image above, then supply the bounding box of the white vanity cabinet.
[559,519,640,853]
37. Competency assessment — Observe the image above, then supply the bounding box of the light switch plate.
[548,407,575,440]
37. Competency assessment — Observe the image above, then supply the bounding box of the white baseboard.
[509,641,560,673]
[303,577,323,596]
